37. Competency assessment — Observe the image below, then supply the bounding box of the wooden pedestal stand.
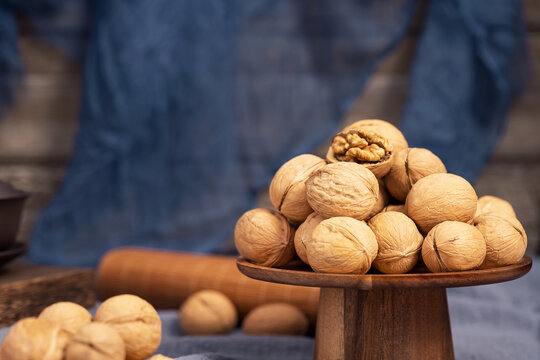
[237,256,532,360]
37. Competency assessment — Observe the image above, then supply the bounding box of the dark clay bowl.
[0,181,29,251]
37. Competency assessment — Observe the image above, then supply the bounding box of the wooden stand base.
[314,288,454,360]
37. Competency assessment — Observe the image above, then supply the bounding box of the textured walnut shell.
[406,173,477,234]
[422,221,486,272]
[305,217,378,274]
[94,294,161,360]
[294,212,324,264]
[368,212,423,274]
[474,213,527,268]
[306,162,379,220]
[381,204,407,216]
[384,148,447,202]
[179,290,238,335]
[366,180,390,219]
[475,195,516,219]
[65,323,125,360]
[234,208,295,267]
[242,303,309,336]
[343,119,408,153]
[0,317,69,360]
[269,154,326,222]
[39,302,92,337]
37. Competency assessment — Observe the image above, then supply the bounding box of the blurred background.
[0,0,537,265]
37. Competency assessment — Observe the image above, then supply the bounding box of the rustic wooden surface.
[237,256,532,290]
[314,288,454,360]
[0,2,538,252]
[0,262,96,327]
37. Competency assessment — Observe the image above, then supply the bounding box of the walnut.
[94,294,161,360]
[368,212,423,274]
[474,213,527,268]
[242,303,309,336]
[342,119,408,153]
[234,208,295,267]
[422,221,486,272]
[0,317,69,360]
[405,173,477,234]
[305,217,378,274]
[64,323,125,360]
[327,128,394,178]
[366,180,390,219]
[381,204,407,215]
[306,162,379,220]
[38,302,92,337]
[294,212,324,264]
[384,148,446,202]
[179,290,238,335]
[269,154,326,222]
[147,355,173,360]
[475,195,516,219]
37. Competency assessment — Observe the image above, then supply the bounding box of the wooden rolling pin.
[96,247,319,322]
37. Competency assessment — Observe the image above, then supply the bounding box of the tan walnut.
[381,204,407,216]
[366,180,390,219]
[305,217,378,274]
[269,154,326,222]
[475,195,516,219]
[38,302,92,337]
[306,162,379,220]
[342,119,408,153]
[294,212,325,264]
[422,221,486,273]
[234,208,295,267]
[406,173,477,234]
[474,213,527,268]
[0,317,69,360]
[64,323,125,360]
[94,294,161,360]
[384,148,447,202]
[368,212,424,274]
[147,355,174,360]
[178,290,238,335]
[326,128,394,178]
[242,303,309,336]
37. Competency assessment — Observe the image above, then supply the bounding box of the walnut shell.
[474,213,527,268]
[294,212,324,264]
[242,302,309,336]
[326,129,394,178]
[305,217,378,274]
[306,162,379,220]
[39,302,92,337]
[94,294,161,360]
[234,208,295,267]
[179,290,238,335]
[366,180,390,219]
[343,119,408,153]
[147,356,174,360]
[381,204,407,215]
[406,173,477,234]
[475,195,516,219]
[368,212,423,274]
[384,148,447,202]
[422,221,486,272]
[269,154,326,222]
[65,323,125,360]
[0,317,69,360]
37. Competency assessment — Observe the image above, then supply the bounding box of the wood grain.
[0,262,96,327]
[236,256,532,290]
[314,288,454,360]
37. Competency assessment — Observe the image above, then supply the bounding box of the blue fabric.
[1,257,539,359]
[0,0,528,265]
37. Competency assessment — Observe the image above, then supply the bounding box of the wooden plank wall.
[1,1,538,253]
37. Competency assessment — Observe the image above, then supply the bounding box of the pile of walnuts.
[0,295,167,360]
[235,119,527,274]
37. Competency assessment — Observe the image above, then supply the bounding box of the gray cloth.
[1,258,538,359]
